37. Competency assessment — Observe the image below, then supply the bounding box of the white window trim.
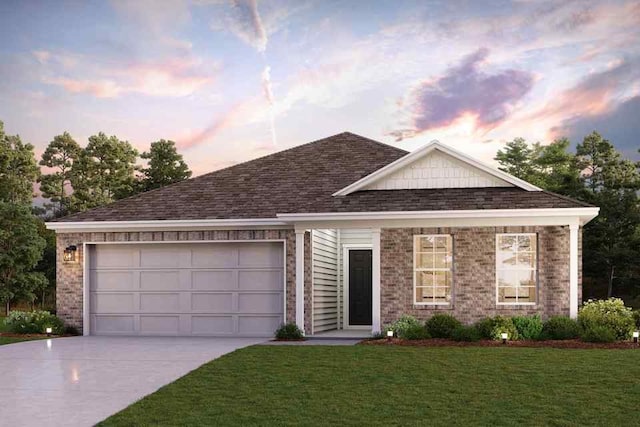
[495,233,538,306]
[342,244,373,329]
[413,234,453,306]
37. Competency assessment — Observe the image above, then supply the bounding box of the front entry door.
[348,249,372,326]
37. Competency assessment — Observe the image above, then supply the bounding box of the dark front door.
[348,249,372,326]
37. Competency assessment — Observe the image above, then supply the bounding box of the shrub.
[512,315,543,340]
[578,298,634,341]
[632,310,640,329]
[475,317,496,339]
[4,310,64,335]
[451,325,481,342]
[489,316,519,341]
[426,314,462,339]
[401,323,431,340]
[385,315,423,339]
[581,325,617,343]
[64,325,81,336]
[541,316,580,340]
[274,323,304,340]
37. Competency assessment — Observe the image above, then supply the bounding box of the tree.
[576,132,640,298]
[495,138,539,183]
[69,132,138,212]
[138,139,191,192]
[0,121,40,204]
[0,202,47,313]
[39,132,81,216]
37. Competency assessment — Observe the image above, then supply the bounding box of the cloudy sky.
[1,0,638,176]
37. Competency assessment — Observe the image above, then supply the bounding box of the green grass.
[100,345,640,427]
[0,316,44,346]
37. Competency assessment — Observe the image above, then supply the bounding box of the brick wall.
[56,229,311,333]
[380,226,579,325]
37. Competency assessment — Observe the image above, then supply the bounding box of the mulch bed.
[360,338,640,349]
[0,332,69,338]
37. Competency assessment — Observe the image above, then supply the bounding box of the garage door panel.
[191,316,234,334]
[140,293,181,312]
[239,243,283,267]
[140,316,180,334]
[92,293,135,313]
[91,247,134,269]
[239,270,282,291]
[93,315,135,334]
[192,247,238,267]
[238,293,283,313]
[140,271,181,291]
[91,271,134,291]
[90,242,284,337]
[191,293,234,312]
[191,271,236,290]
[140,247,181,268]
[238,316,281,335]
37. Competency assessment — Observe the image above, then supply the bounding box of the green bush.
[475,317,496,339]
[512,315,543,340]
[451,325,481,342]
[632,310,640,329]
[426,314,462,338]
[490,316,519,341]
[384,315,423,339]
[4,310,64,335]
[401,323,430,340]
[274,323,304,340]
[578,298,634,341]
[581,325,617,343]
[541,316,580,340]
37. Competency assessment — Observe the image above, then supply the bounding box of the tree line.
[0,119,192,313]
[495,131,640,303]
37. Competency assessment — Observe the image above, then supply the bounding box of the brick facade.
[380,226,580,325]
[56,229,312,334]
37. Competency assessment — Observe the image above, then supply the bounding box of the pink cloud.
[49,78,123,98]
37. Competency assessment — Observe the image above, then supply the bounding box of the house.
[46,132,599,337]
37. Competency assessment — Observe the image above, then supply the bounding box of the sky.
[0,0,639,178]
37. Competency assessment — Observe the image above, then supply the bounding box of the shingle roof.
[55,132,591,222]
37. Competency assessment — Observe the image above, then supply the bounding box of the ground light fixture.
[633,331,639,344]
[501,332,508,345]
[387,330,393,341]
[63,245,77,262]
[46,327,52,337]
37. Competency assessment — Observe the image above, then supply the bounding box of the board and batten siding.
[363,150,511,190]
[338,229,372,329]
[311,229,339,333]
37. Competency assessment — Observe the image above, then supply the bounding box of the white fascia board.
[277,207,599,223]
[46,218,291,232]
[332,141,541,196]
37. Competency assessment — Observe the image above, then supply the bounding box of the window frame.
[495,233,538,306]
[413,234,454,306]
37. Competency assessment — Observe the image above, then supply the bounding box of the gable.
[333,140,541,196]
[362,149,512,190]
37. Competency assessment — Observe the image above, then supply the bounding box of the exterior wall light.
[63,245,77,263]
[387,330,393,341]
[501,332,508,345]
[45,327,52,337]
[633,331,639,344]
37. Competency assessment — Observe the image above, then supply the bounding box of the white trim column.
[569,223,579,319]
[295,229,305,333]
[371,228,381,333]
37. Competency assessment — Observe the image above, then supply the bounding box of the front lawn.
[0,316,45,346]
[100,345,640,426]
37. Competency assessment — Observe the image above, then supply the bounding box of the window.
[414,235,453,305]
[496,234,537,304]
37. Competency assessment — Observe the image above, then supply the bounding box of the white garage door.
[89,242,284,337]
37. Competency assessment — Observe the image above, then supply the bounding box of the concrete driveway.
[0,336,265,427]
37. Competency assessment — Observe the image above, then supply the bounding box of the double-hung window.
[496,233,537,304]
[414,235,453,305]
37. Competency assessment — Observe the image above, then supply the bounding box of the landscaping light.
[45,327,52,336]
[387,330,393,341]
[633,331,639,344]
[501,332,508,345]
[63,245,77,262]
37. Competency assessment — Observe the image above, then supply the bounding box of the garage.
[88,241,285,337]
